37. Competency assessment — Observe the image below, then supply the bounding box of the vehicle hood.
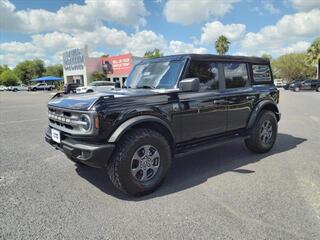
[48,88,178,110]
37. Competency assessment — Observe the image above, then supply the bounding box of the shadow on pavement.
[75,133,306,201]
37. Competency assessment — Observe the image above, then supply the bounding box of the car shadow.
[75,133,306,201]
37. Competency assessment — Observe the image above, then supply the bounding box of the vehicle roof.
[141,54,269,64]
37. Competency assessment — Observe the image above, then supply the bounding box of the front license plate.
[51,129,61,143]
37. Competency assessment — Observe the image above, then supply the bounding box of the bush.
[0,70,19,86]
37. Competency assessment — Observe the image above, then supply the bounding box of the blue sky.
[1,0,319,67]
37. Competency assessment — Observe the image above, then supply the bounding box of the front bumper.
[45,128,115,168]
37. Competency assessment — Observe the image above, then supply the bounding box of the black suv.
[64,83,80,94]
[290,79,320,92]
[45,54,280,196]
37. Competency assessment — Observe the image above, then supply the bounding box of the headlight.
[79,114,92,132]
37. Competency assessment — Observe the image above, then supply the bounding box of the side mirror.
[179,78,200,92]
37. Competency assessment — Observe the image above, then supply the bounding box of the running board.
[174,134,249,158]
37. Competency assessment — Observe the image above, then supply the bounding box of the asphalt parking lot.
[0,90,320,239]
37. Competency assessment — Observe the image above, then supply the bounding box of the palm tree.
[307,38,320,79]
[215,35,230,55]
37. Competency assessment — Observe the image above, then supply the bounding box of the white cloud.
[164,0,239,25]
[168,41,208,54]
[279,41,310,54]
[240,9,320,56]
[200,21,246,44]
[124,30,167,56]
[0,0,148,33]
[289,0,320,11]
[262,1,281,14]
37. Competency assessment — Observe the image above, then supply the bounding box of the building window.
[223,63,248,89]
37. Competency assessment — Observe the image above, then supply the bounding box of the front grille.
[48,107,96,135]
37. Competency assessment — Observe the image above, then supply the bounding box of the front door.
[176,60,227,142]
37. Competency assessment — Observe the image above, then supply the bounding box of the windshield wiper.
[136,85,155,89]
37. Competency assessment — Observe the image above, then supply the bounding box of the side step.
[174,134,249,158]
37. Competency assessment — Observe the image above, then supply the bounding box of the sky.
[0,0,319,67]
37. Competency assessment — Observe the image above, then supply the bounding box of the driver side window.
[185,60,219,91]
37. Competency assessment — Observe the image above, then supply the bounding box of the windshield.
[125,60,184,89]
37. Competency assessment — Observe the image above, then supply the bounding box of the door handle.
[213,99,227,104]
[246,96,256,100]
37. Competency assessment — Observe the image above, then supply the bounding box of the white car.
[274,79,286,88]
[11,84,29,91]
[0,85,7,91]
[76,81,115,93]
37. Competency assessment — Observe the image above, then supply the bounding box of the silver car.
[76,81,115,93]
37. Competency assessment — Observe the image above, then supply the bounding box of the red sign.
[101,53,132,76]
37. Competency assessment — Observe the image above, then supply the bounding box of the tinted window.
[185,61,219,90]
[224,63,248,88]
[252,65,271,82]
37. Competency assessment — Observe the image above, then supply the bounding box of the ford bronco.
[45,54,280,196]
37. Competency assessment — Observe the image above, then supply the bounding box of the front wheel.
[316,86,320,92]
[294,87,300,92]
[245,110,278,153]
[107,128,171,196]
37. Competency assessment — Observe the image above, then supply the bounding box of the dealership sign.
[102,54,132,75]
[63,48,85,71]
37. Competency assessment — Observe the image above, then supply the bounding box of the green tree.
[14,59,45,84]
[33,59,45,77]
[90,71,106,81]
[144,49,162,58]
[0,69,18,86]
[101,54,109,58]
[261,53,272,61]
[0,65,10,75]
[306,37,320,79]
[272,53,316,82]
[215,35,230,55]
[45,64,63,77]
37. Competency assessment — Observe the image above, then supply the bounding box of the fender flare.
[108,115,174,143]
[247,100,280,129]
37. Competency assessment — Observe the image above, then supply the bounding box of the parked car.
[285,80,302,90]
[64,83,80,94]
[0,85,8,91]
[45,54,280,196]
[290,79,320,92]
[30,83,55,91]
[11,84,29,92]
[75,81,115,93]
[274,79,286,88]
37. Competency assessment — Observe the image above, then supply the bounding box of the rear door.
[220,62,256,131]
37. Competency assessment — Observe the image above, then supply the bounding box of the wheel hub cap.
[260,120,273,144]
[130,145,160,182]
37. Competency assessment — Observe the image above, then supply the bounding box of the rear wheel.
[294,86,300,92]
[245,110,278,153]
[316,86,320,92]
[86,89,94,93]
[107,128,171,196]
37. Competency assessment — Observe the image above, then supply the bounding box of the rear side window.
[252,65,271,82]
[223,63,248,88]
[185,60,219,91]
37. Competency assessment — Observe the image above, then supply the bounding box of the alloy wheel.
[130,145,160,182]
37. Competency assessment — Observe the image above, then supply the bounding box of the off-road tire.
[245,110,278,153]
[107,128,171,196]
